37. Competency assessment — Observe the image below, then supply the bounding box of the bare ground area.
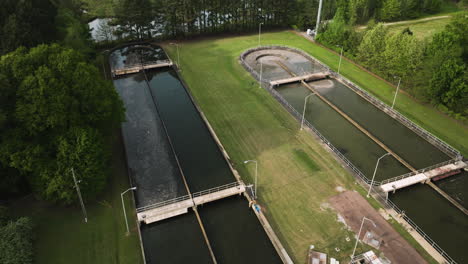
[329,191,426,264]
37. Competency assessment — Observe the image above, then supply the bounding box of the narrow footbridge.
[136,182,246,224]
[380,160,467,193]
[112,60,173,77]
[269,71,329,87]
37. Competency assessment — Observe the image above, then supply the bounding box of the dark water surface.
[198,196,282,264]
[146,69,233,192]
[435,171,468,209]
[114,74,186,207]
[112,45,281,263]
[140,213,213,264]
[313,79,450,169]
[390,184,468,263]
[276,82,410,181]
[260,49,467,262]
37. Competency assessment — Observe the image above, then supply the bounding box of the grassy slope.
[12,134,143,264]
[387,17,452,40]
[162,31,445,262]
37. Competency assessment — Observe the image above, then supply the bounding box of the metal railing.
[192,182,243,198]
[112,59,172,73]
[136,182,243,213]
[136,194,192,213]
[239,46,459,264]
[334,74,462,160]
[241,45,462,160]
[380,158,458,185]
[371,188,457,264]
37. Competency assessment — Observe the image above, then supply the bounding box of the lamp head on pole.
[130,187,137,191]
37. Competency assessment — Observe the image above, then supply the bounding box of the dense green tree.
[0,0,57,55]
[424,13,468,115]
[382,31,424,79]
[111,0,155,40]
[357,23,388,70]
[55,7,94,57]
[317,8,363,54]
[0,217,34,264]
[380,0,402,21]
[0,44,124,204]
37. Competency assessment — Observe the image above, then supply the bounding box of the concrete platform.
[380,161,467,193]
[137,182,246,224]
[270,72,329,86]
[112,61,173,76]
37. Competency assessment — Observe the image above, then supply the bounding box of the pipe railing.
[136,194,192,213]
[192,182,243,198]
[136,182,243,213]
[241,45,462,160]
[112,59,172,72]
[380,159,459,185]
[240,46,459,264]
[371,188,457,264]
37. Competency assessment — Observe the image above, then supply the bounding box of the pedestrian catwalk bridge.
[269,71,329,87]
[136,182,246,224]
[380,160,467,193]
[111,60,173,77]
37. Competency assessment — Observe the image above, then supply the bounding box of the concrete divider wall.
[240,45,462,161]
[170,60,294,264]
[239,46,460,264]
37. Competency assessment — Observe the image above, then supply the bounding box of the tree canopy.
[0,44,124,204]
[0,0,57,55]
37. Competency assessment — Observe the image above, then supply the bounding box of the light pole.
[337,45,343,75]
[315,0,324,36]
[351,216,377,260]
[169,43,180,71]
[367,153,391,198]
[258,22,263,47]
[71,168,87,223]
[391,76,401,109]
[259,61,263,88]
[121,187,137,235]
[301,93,316,130]
[244,160,258,199]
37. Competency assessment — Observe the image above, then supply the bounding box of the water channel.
[110,45,281,264]
[244,48,467,263]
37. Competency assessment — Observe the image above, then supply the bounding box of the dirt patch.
[329,191,427,264]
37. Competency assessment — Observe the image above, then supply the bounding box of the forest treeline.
[317,1,467,119]
[1,1,124,262]
[96,0,454,40]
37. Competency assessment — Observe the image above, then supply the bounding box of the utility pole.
[337,45,344,75]
[315,0,324,36]
[391,76,401,109]
[71,168,88,223]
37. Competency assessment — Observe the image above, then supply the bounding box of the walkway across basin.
[380,161,467,192]
[270,72,329,86]
[137,182,246,224]
[112,60,173,77]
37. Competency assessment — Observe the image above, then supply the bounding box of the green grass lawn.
[11,133,143,264]
[161,31,449,263]
[387,16,452,40]
[81,0,115,17]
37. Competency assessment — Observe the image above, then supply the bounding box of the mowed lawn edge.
[161,31,441,263]
[10,132,144,264]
